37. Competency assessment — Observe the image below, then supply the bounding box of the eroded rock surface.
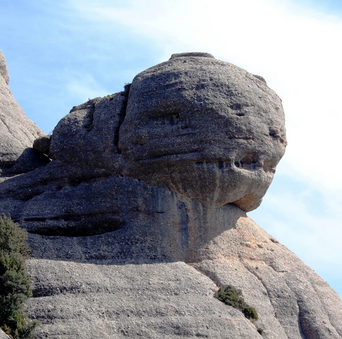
[0,51,9,85]
[0,52,341,338]
[49,53,286,212]
[120,53,286,211]
[0,50,47,173]
[25,208,342,339]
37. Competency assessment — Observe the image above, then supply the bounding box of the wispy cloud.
[67,0,342,188]
[65,73,109,103]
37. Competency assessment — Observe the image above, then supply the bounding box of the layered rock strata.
[0,51,341,338]
[49,52,286,212]
[25,211,342,338]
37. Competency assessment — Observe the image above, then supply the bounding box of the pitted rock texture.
[1,167,341,338]
[119,53,286,211]
[1,52,341,338]
[25,208,342,339]
[0,51,9,85]
[49,92,127,171]
[0,50,46,173]
[49,53,286,212]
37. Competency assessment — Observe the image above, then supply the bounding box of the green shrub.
[215,284,259,320]
[0,216,37,339]
[242,306,258,320]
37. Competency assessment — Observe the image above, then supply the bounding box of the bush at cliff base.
[0,216,37,339]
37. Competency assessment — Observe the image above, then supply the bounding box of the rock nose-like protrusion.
[119,53,287,211]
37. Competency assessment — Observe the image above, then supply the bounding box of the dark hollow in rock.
[33,135,51,157]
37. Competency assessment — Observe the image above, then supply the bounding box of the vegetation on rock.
[0,216,37,339]
[215,284,259,320]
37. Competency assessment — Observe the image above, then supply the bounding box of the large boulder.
[49,53,286,212]
[0,50,47,173]
[120,52,286,211]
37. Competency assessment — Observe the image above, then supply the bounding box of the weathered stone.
[0,50,45,171]
[1,148,50,176]
[49,93,127,171]
[119,53,286,211]
[0,50,9,85]
[49,53,286,212]
[25,206,342,339]
[26,260,262,339]
[0,52,341,339]
[2,168,341,337]
[33,135,51,156]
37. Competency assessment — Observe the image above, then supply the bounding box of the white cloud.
[66,74,109,103]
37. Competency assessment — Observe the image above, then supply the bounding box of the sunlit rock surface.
[0,50,47,173]
[1,52,341,339]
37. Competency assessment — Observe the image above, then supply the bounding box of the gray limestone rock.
[0,50,46,172]
[0,50,9,85]
[119,53,286,211]
[49,92,127,172]
[1,167,341,338]
[33,135,51,156]
[0,52,341,338]
[49,53,286,212]
[24,205,342,339]
[26,259,262,339]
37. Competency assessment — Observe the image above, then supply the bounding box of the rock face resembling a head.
[50,53,286,212]
[119,53,286,211]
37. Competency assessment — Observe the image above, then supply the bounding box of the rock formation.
[0,51,341,338]
[0,51,47,175]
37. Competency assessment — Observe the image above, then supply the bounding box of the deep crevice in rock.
[309,280,342,336]
[23,214,125,237]
[114,83,131,153]
[83,100,98,132]
[296,300,310,339]
[242,262,292,339]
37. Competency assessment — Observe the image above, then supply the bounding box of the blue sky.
[1,0,342,297]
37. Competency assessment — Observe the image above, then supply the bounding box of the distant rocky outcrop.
[0,51,341,339]
[0,50,47,175]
